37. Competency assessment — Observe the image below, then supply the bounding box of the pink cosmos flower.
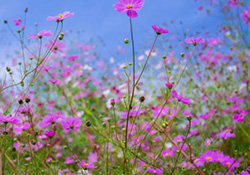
[13,122,30,135]
[185,37,205,46]
[218,129,235,139]
[88,152,98,165]
[46,11,74,22]
[171,90,191,105]
[113,0,145,18]
[151,106,169,117]
[161,149,174,157]
[195,150,240,170]
[45,130,56,138]
[64,155,78,164]
[152,25,169,35]
[165,82,173,89]
[233,109,248,122]
[60,117,82,133]
[241,8,250,25]
[77,159,97,169]
[29,30,52,39]
[147,167,163,174]
[39,112,63,128]
[67,55,79,62]
[207,38,223,46]
[200,108,216,120]
[0,114,20,125]
[45,39,66,53]
[229,0,238,8]
[199,150,218,163]
[13,19,21,26]
[48,79,60,85]
[241,171,250,175]
[198,6,204,11]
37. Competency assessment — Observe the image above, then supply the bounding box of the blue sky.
[0,0,220,61]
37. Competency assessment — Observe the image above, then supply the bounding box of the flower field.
[0,0,249,174]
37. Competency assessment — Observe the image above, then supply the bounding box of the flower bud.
[110,99,115,107]
[18,99,23,105]
[124,38,129,44]
[86,121,91,127]
[187,116,192,121]
[139,96,145,103]
[6,67,11,72]
[25,98,30,103]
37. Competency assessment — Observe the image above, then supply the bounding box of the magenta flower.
[48,79,60,85]
[152,25,169,35]
[13,122,30,135]
[46,39,66,53]
[241,171,250,175]
[39,112,63,128]
[199,108,216,119]
[13,19,21,26]
[229,0,238,8]
[199,150,218,163]
[64,155,78,164]
[218,129,235,140]
[60,117,82,133]
[165,82,173,89]
[0,114,20,125]
[46,11,74,22]
[161,149,174,157]
[195,150,240,170]
[151,106,169,118]
[233,109,248,122]
[67,55,79,62]
[45,130,56,138]
[113,0,144,18]
[171,90,191,105]
[185,37,205,46]
[29,30,52,39]
[147,167,163,174]
[241,8,250,25]
[77,159,97,169]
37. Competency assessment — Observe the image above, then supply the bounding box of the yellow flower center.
[226,162,230,166]
[126,4,133,9]
[85,163,88,166]
[218,158,221,162]
[206,157,211,161]
[165,153,169,157]
[59,14,63,18]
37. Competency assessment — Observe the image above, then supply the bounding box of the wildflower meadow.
[0,0,249,174]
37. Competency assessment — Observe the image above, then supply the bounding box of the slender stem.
[170,120,191,175]
[132,99,168,168]
[154,122,205,175]
[124,17,136,175]
[135,35,158,86]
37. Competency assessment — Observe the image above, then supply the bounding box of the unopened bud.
[25,98,30,103]
[139,96,145,103]
[86,121,91,127]
[124,38,129,44]
[110,99,115,107]
[18,99,23,105]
